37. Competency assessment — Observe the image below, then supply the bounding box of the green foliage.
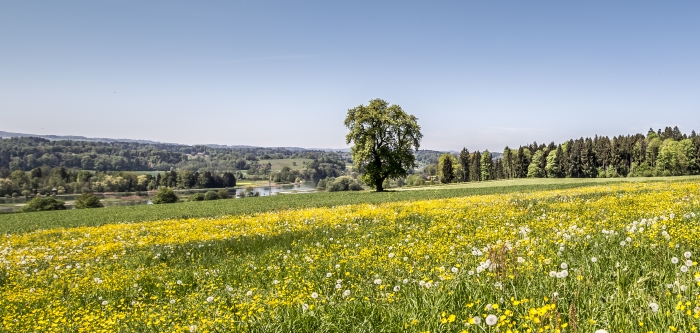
[545,147,561,178]
[74,192,103,209]
[405,174,426,187]
[326,176,364,192]
[152,188,178,204]
[344,99,422,191]
[21,197,67,212]
[437,154,458,184]
[190,193,205,201]
[459,148,470,182]
[204,190,219,201]
[217,189,229,199]
[480,150,493,181]
[527,149,546,178]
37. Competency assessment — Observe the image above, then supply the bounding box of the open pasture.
[1,180,700,332]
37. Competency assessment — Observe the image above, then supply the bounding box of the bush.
[217,189,230,199]
[21,197,67,212]
[190,193,205,201]
[74,192,103,209]
[152,188,179,204]
[327,176,364,192]
[204,190,219,201]
[316,179,328,191]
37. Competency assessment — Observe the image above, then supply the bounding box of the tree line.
[0,137,346,173]
[433,126,700,183]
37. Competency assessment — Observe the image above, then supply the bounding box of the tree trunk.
[375,178,384,192]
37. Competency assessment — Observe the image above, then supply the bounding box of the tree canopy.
[344,99,422,191]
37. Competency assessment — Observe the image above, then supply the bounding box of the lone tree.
[344,99,422,192]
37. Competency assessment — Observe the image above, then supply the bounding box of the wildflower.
[343,290,351,297]
[388,253,395,258]
[326,272,332,278]
[189,325,197,332]
[311,292,319,299]
[517,257,525,263]
[170,299,176,304]
[671,257,679,264]
[485,314,498,326]
[177,280,182,285]
[206,296,214,303]
[560,262,568,269]
[472,316,482,325]
[591,257,598,263]
[549,271,556,277]
[681,265,689,273]
[619,241,626,246]
[451,267,459,273]
[246,290,253,296]
[101,300,108,306]
[594,330,608,333]
[335,284,342,289]
[393,286,400,292]
[374,279,382,285]
[685,260,693,267]
[649,302,659,312]
[684,252,692,259]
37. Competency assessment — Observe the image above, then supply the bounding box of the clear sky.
[1,1,699,151]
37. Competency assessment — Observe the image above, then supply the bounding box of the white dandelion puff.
[485,314,498,326]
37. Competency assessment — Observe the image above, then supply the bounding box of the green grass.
[2,176,699,234]
[257,158,313,171]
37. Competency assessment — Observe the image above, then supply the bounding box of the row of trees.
[432,127,700,183]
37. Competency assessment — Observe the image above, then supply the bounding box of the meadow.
[2,177,694,234]
[1,178,700,332]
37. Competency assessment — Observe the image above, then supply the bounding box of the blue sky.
[1,1,699,151]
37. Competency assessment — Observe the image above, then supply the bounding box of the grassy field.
[4,177,698,234]
[258,158,313,171]
[2,179,700,332]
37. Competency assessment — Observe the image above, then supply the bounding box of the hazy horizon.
[2,1,699,151]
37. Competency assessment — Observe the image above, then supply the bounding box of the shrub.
[217,189,230,199]
[316,179,328,191]
[21,197,67,212]
[190,193,205,201]
[328,176,364,192]
[204,190,219,201]
[152,188,179,204]
[74,192,103,209]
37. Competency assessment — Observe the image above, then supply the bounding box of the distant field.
[2,176,699,234]
[258,158,313,171]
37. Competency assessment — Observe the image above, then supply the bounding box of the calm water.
[0,181,318,213]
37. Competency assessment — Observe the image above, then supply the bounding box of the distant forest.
[0,138,351,196]
[425,126,700,184]
[0,137,341,172]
